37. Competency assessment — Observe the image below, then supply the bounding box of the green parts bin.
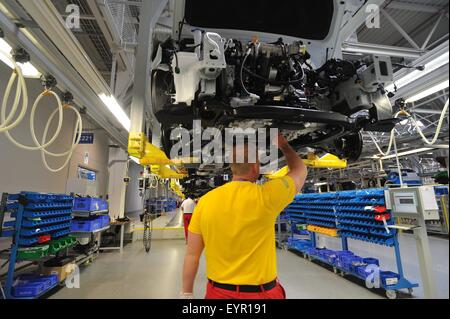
[17,236,77,260]
[17,245,50,260]
[48,236,77,255]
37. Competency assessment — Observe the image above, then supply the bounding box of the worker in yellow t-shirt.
[181,134,307,299]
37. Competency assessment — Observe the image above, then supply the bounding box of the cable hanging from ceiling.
[0,45,83,172]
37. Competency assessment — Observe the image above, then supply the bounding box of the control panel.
[386,186,439,220]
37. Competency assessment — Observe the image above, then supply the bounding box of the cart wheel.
[333,267,338,274]
[408,288,414,295]
[386,290,397,299]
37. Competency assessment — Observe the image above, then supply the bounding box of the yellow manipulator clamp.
[128,132,146,159]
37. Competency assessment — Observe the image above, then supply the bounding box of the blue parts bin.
[287,238,312,251]
[363,257,380,266]
[73,197,108,212]
[434,185,448,196]
[99,215,110,228]
[12,274,58,298]
[380,271,401,286]
[12,209,73,219]
[1,191,74,299]
[284,188,419,298]
[71,217,103,232]
[71,197,110,234]
[71,216,109,232]
[147,198,178,213]
[3,192,73,247]
[284,189,395,246]
[21,215,72,227]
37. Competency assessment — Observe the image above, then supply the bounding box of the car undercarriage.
[151,31,396,171]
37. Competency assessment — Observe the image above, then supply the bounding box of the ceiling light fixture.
[386,51,449,92]
[130,156,141,165]
[405,80,450,103]
[0,38,41,78]
[99,93,131,132]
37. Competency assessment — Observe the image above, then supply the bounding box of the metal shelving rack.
[71,200,110,264]
[284,189,418,299]
[0,192,74,299]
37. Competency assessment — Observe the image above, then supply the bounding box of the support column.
[413,218,438,299]
[128,0,168,157]
[107,146,129,220]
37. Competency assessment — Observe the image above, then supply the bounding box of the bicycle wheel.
[143,214,152,253]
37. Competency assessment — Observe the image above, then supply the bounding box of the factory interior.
[0,0,449,302]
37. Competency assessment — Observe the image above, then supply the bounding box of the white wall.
[0,62,111,251]
[66,123,110,198]
[0,62,76,194]
[0,62,111,196]
[125,162,144,218]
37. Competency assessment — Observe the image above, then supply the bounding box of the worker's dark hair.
[230,142,258,176]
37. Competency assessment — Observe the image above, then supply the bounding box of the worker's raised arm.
[276,134,307,193]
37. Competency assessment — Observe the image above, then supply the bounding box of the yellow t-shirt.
[188,176,296,285]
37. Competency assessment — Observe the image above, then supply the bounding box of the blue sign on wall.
[78,133,95,144]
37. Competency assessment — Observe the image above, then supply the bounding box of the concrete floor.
[50,233,449,299]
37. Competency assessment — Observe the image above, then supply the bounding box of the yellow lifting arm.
[150,165,188,179]
[140,141,174,166]
[265,153,347,179]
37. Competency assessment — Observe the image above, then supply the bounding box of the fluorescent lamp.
[380,147,433,160]
[0,38,41,78]
[17,62,41,78]
[99,93,131,131]
[314,182,328,186]
[130,156,141,165]
[406,80,450,103]
[0,38,15,68]
[386,51,449,92]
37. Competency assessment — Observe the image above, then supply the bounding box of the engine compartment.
[151,30,397,168]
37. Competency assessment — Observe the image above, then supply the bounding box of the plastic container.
[380,271,400,286]
[335,251,355,269]
[99,200,108,212]
[48,236,77,255]
[37,235,51,244]
[363,257,380,266]
[356,266,370,278]
[99,215,110,228]
[73,197,105,212]
[20,222,71,236]
[12,281,46,298]
[22,215,72,227]
[18,274,58,290]
[12,274,58,298]
[71,217,102,232]
[25,202,73,211]
[17,209,73,219]
[17,245,49,260]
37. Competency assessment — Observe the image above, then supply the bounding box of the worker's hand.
[179,292,195,299]
[273,133,289,149]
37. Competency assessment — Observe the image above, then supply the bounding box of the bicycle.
[142,208,153,253]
